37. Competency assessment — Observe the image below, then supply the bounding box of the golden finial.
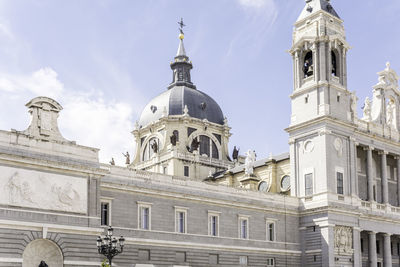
[178,18,185,40]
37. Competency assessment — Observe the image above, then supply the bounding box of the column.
[383,233,392,267]
[368,231,377,267]
[381,151,389,204]
[397,157,400,206]
[366,147,374,201]
[353,228,362,267]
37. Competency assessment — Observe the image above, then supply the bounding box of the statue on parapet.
[122,151,130,165]
[244,150,256,176]
[232,146,239,161]
[109,158,115,166]
[362,97,372,122]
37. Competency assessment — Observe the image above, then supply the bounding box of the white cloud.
[0,68,64,99]
[0,67,136,166]
[238,0,276,9]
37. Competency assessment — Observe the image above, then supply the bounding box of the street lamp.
[97,226,125,266]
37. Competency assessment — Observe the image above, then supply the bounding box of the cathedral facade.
[1,1,400,266]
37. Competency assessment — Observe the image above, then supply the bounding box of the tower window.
[305,95,309,103]
[142,137,160,161]
[336,172,344,195]
[331,51,337,76]
[305,173,313,196]
[184,166,189,177]
[303,51,313,78]
[337,94,340,102]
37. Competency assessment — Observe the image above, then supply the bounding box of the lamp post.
[97,226,125,266]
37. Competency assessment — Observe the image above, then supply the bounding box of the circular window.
[258,181,270,192]
[280,175,291,192]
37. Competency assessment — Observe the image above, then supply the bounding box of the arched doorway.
[23,239,63,267]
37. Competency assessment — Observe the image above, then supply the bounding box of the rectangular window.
[266,221,276,242]
[138,202,152,230]
[175,207,187,234]
[337,172,344,195]
[101,201,111,226]
[266,258,275,266]
[239,217,249,239]
[175,251,186,263]
[239,256,248,265]
[208,212,220,237]
[184,166,189,177]
[305,173,313,196]
[163,166,167,174]
[397,242,399,255]
[209,254,219,265]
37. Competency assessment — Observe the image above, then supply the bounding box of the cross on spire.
[178,18,186,34]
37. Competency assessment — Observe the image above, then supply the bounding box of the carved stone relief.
[334,226,353,254]
[303,140,314,153]
[333,138,343,157]
[0,166,87,213]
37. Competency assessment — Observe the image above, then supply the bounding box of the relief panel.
[0,165,87,213]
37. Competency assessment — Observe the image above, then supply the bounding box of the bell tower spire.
[289,0,351,126]
[168,18,196,90]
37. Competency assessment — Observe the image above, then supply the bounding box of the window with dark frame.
[184,166,189,177]
[337,172,344,195]
[101,202,109,226]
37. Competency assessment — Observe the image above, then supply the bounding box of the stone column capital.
[363,146,374,151]
[368,231,377,235]
[378,150,388,155]
[383,233,392,237]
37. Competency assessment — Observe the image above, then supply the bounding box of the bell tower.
[289,0,351,127]
[287,0,357,201]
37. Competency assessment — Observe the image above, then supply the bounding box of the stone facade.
[1,1,400,267]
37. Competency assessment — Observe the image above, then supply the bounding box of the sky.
[0,0,399,165]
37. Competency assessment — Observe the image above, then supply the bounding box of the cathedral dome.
[138,85,224,128]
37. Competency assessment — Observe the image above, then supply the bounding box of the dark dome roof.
[139,86,224,128]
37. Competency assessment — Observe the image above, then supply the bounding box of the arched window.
[331,51,338,76]
[192,135,219,159]
[142,137,160,161]
[303,51,313,78]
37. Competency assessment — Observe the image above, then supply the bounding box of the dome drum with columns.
[131,28,233,179]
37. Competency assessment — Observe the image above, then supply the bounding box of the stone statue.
[151,140,158,153]
[38,261,48,267]
[109,158,115,166]
[244,150,256,176]
[387,99,395,127]
[232,146,239,161]
[362,97,372,122]
[170,134,177,146]
[190,138,200,152]
[122,152,130,165]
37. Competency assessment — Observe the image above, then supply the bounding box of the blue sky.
[0,0,399,165]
